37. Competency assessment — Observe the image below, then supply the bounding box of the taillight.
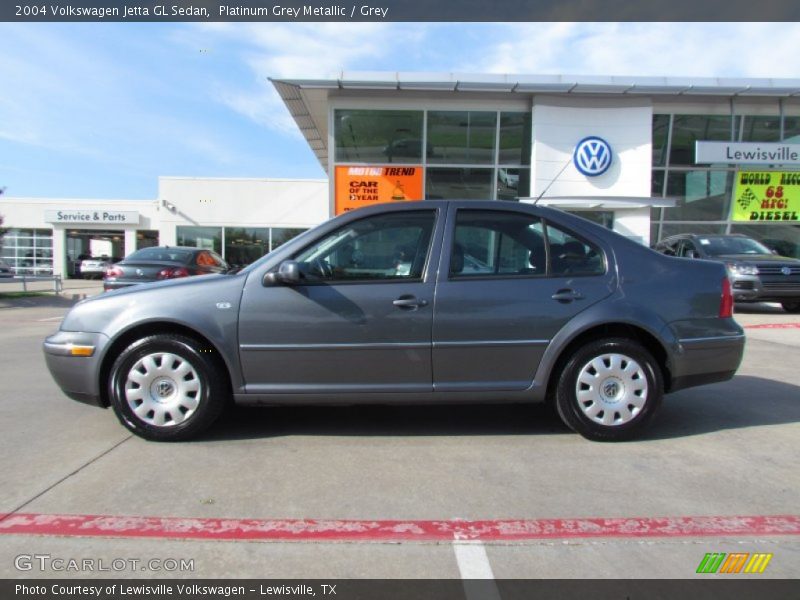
[157,267,191,280]
[720,277,733,318]
[105,266,123,279]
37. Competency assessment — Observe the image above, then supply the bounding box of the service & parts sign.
[732,171,800,222]
[335,166,423,215]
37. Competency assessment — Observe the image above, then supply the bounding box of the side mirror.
[262,260,301,286]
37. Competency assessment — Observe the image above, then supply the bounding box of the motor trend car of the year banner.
[732,171,800,222]
[335,166,423,215]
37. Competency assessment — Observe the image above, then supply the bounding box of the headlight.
[726,263,759,276]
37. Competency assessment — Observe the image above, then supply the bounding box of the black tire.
[781,301,800,314]
[108,334,228,441]
[555,338,663,442]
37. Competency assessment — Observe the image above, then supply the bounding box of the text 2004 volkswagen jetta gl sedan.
[44,201,745,442]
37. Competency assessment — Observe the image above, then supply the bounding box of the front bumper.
[730,273,800,303]
[43,331,110,407]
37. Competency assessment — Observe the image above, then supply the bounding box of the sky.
[1,22,800,200]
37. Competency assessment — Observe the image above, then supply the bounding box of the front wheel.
[781,301,800,314]
[555,338,663,442]
[108,334,228,441]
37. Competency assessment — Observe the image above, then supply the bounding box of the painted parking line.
[744,322,800,329]
[1,513,798,542]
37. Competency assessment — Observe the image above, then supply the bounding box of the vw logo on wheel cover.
[573,136,613,177]
[157,381,173,397]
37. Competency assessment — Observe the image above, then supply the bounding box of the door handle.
[551,288,584,303]
[393,296,428,309]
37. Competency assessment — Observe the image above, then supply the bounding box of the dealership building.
[2,72,800,278]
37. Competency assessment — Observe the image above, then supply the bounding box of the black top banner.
[3,0,800,22]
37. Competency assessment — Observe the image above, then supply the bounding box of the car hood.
[711,254,800,264]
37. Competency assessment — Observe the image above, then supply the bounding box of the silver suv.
[654,234,800,313]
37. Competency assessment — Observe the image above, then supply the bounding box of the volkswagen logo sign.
[573,136,613,177]
[782,266,792,276]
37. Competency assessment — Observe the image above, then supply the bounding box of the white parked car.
[79,257,118,279]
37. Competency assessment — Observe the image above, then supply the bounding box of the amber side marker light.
[69,345,95,357]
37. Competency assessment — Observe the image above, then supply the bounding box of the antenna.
[532,157,572,206]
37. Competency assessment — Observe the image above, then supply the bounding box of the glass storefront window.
[136,230,159,251]
[426,168,493,200]
[427,111,497,165]
[660,223,727,238]
[783,116,800,143]
[652,114,670,167]
[730,224,800,258]
[225,227,268,268]
[177,226,222,253]
[334,110,424,163]
[663,170,733,221]
[670,115,736,166]
[741,116,782,142]
[498,112,532,165]
[0,228,53,275]
[271,227,307,251]
[496,168,530,200]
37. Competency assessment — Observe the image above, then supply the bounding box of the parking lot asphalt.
[0,291,798,579]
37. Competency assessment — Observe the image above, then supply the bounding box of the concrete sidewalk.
[0,278,103,309]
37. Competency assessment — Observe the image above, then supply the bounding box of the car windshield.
[125,248,193,263]
[698,236,772,256]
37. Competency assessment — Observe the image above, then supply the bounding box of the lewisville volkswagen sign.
[695,141,800,166]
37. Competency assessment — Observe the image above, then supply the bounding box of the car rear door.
[432,205,616,392]
[238,208,444,394]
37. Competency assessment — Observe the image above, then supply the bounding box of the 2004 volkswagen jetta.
[44,201,745,442]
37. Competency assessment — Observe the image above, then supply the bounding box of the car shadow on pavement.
[200,375,800,442]
[647,375,800,440]
[202,402,568,442]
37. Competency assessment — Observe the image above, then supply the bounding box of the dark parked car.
[44,201,744,442]
[103,246,229,291]
[654,234,800,313]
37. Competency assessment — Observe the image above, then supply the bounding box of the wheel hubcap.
[124,352,201,427]
[575,353,648,426]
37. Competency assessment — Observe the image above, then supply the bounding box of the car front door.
[238,209,442,395]
[432,206,616,392]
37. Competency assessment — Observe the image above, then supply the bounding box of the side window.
[450,210,546,278]
[546,223,605,276]
[293,211,435,282]
[677,240,698,258]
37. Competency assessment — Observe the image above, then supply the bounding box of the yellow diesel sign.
[732,171,800,222]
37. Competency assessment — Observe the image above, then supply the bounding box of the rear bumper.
[43,331,110,407]
[668,332,746,393]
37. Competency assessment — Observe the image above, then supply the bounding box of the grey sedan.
[44,201,745,442]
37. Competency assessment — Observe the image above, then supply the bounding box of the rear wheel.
[555,338,662,441]
[108,334,228,441]
[782,301,800,314]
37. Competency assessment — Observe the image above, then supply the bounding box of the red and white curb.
[1,513,798,542]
